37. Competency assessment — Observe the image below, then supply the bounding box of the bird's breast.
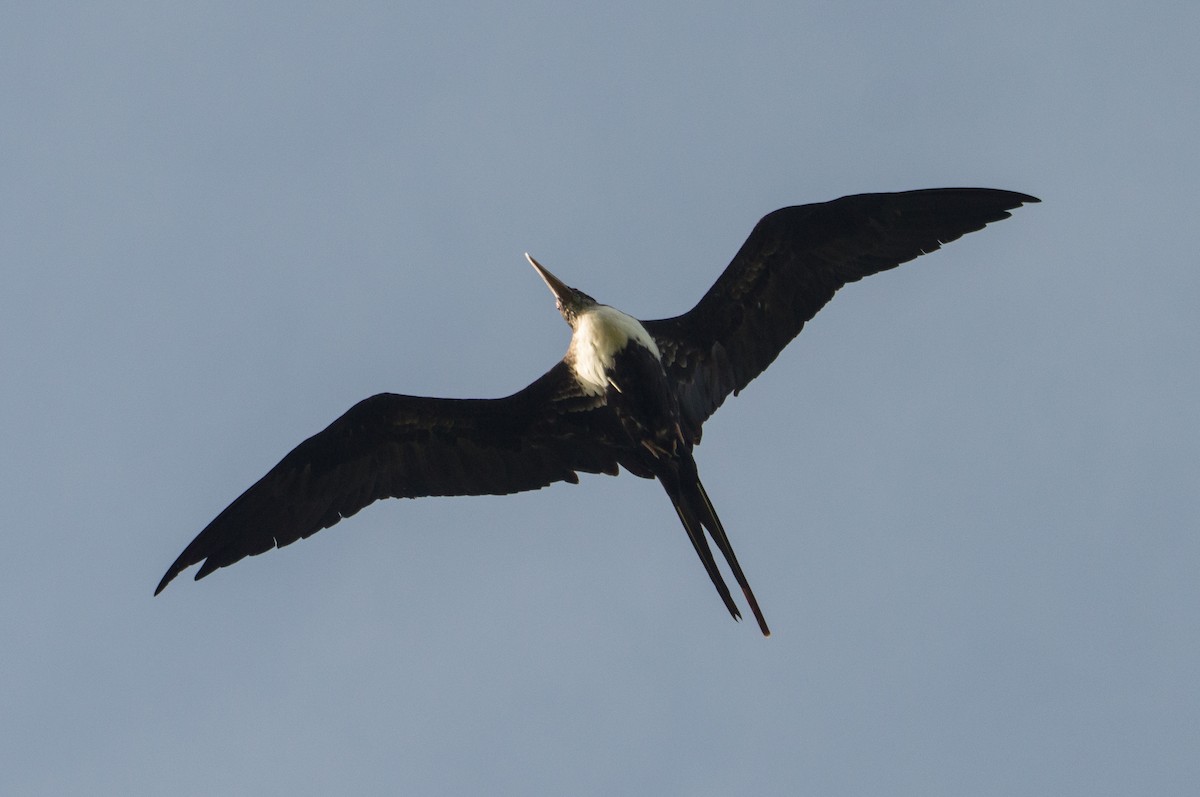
[569,306,661,395]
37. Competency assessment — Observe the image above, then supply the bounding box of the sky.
[3,2,1197,795]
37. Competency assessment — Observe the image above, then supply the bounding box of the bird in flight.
[156,188,1038,635]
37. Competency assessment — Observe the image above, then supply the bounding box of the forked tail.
[656,454,770,636]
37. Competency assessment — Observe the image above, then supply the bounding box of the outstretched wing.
[643,188,1039,437]
[156,362,619,594]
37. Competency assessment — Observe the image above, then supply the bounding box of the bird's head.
[526,253,598,328]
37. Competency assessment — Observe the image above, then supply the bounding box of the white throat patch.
[570,305,661,394]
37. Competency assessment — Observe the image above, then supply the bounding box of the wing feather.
[156,362,616,593]
[644,188,1039,436]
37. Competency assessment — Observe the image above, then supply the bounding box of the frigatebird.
[156,187,1038,635]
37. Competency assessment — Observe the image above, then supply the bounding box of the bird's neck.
[568,305,660,395]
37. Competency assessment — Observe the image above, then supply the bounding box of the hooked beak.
[525,253,572,303]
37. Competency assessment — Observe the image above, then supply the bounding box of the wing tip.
[998,189,1041,211]
[153,568,177,596]
[154,550,214,596]
[154,551,190,595]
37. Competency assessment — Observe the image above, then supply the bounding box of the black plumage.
[156,188,1038,635]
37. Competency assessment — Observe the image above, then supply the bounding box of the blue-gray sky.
[4,3,1197,795]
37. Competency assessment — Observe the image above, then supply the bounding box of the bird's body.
[568,304,662,395]
[156,188,1039,635]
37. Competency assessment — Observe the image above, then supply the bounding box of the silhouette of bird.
[156,187,1038,635]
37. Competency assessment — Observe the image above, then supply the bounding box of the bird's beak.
[525,253,572,303]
